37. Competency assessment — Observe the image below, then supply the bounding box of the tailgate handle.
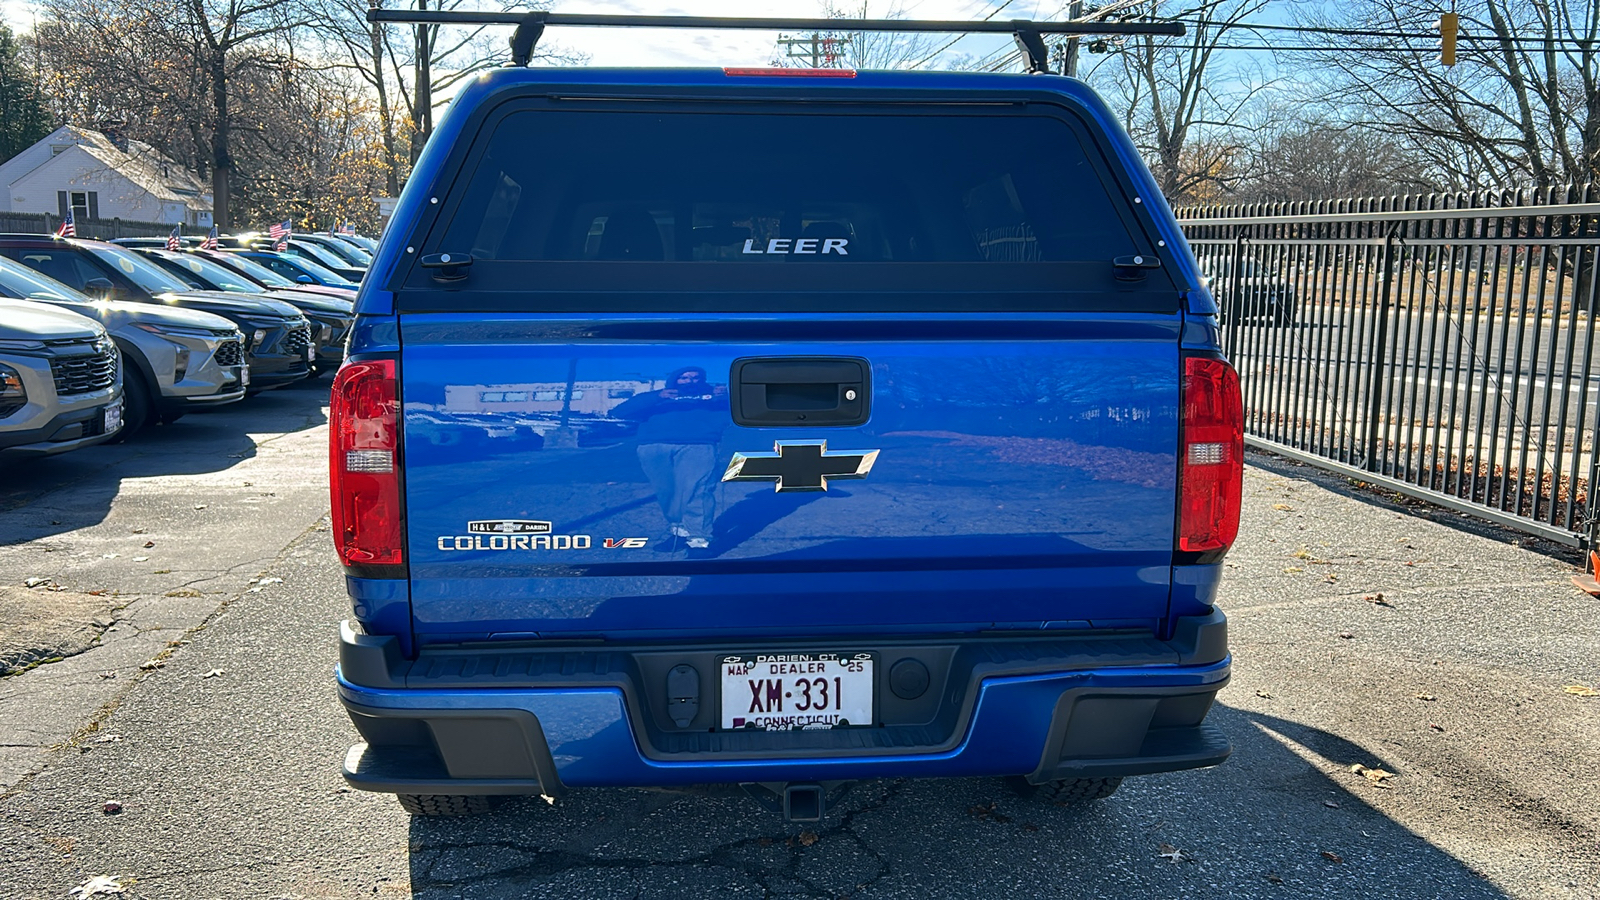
[730,357,870,427]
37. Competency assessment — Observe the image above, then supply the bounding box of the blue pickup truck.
[331,27,1242,822]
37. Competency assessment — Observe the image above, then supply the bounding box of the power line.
[1168,18,1600,48]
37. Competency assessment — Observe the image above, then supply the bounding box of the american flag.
[274,240,288,252]
[268,219,292,241]
[166,225,182,251]
[201,225,219,250]
[339,222,356,235]
[55,210,75,238]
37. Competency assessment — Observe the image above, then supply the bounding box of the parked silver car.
[0,298,123,457]
[0,260,246,438]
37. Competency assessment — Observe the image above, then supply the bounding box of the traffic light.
[1436,11,1459,66]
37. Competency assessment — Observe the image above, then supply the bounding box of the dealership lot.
[0,385,1597,899]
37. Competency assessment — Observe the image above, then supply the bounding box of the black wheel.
[396,793,500,816]
[110,366,153,442]
[1009,776,1123,804]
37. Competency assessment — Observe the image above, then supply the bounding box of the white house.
[0,126,213,227]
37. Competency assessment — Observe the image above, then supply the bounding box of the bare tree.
[311,0,408,196]
[1232,113,1446,201]
[1083,0,1276,204]
[1304,0,1600,188]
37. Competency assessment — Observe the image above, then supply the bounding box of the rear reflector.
[723,67,857,77]
[330,359,403,567]
[1179,356,1244,553]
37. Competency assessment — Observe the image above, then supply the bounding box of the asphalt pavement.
[1,384,1598,899]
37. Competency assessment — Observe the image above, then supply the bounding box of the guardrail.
[1178,185,1600,548]
[0,211,175,241]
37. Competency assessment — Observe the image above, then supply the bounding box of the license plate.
[241,367,251,386]
[305,346,315,363]
[103,399,122,433]
[720,653,873,730]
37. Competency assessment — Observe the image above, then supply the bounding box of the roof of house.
[0,125,211,212]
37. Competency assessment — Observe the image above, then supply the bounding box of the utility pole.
[1060,0,1084,76]
[776,32,850,67]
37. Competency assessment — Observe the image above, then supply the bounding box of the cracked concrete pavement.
[2,384,1599,898]
[0,382,330,790]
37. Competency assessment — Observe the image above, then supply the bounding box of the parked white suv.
[0,298,123,457]
[0,259,245,437]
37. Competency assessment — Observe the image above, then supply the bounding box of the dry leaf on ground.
[1351,764,1395,785]
[1157,843,1190,863]
[797,830,819,847]
[1563,684,1599,698]
[1415,693,1437,701]
[1255,689,1273,699]
[1273,504,1293,511]
[1363,593,1393,607]
[1321,850,1344,863]
[69,875,127,897]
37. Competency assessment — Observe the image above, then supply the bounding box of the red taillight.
[1179,356,1243,553]
[330,359,403,567]
[722,67,857,77]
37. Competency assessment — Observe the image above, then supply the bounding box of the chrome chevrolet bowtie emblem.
[722,441,880,493]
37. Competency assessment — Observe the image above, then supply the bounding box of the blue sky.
[0,0,1100,68]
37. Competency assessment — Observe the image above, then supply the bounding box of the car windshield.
[290,241,353,271]
[309,237,371,265]
[0,258,90,302]
[212,253,294,287]
[85,244,194,294]
[268,253,356,286]
[163,253,262,293]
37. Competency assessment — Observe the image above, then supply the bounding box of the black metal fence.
[0,211,174,240]
[1178,185,1600,548]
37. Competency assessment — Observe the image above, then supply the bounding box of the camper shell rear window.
[401,99,1176,311]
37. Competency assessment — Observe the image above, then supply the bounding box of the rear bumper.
[337,613,1231,795]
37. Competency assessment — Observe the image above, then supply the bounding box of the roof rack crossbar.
[365,7,1184,70]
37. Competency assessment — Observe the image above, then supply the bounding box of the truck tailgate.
[399,313,1179,639]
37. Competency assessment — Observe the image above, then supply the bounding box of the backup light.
[330,359,403,567]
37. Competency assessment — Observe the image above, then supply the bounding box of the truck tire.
[1010,776,1123,804]
[395,793,499,816]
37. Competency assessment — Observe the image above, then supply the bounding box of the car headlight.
[0,363,26,417]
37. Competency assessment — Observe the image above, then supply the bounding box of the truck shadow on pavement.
[0,383,329,540]
[400,702,1509,899]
